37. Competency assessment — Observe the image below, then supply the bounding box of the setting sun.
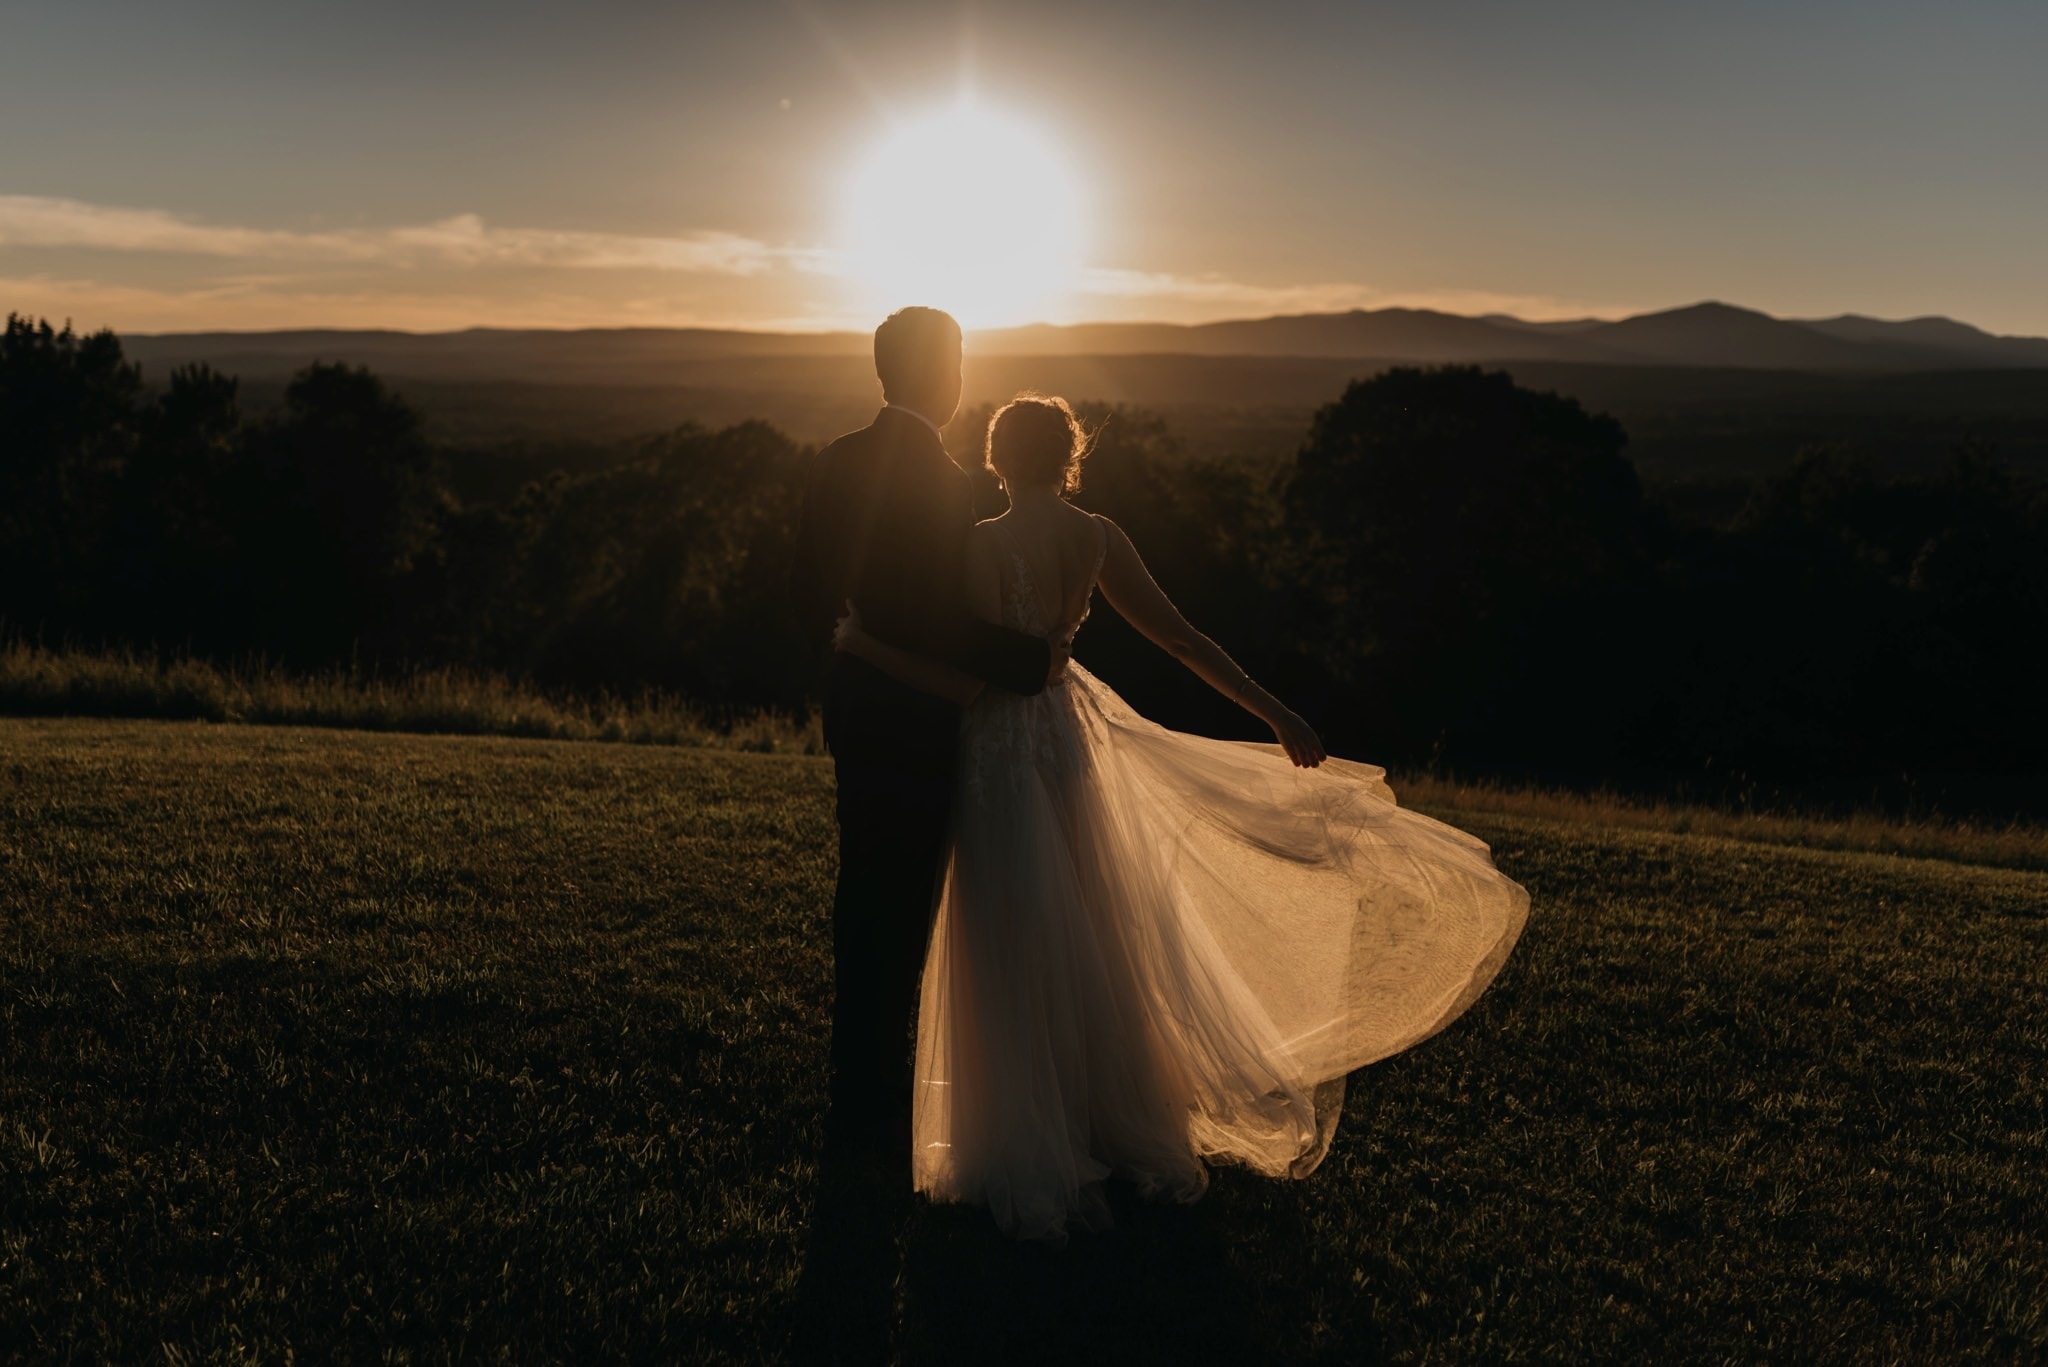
[838,101,1087,329]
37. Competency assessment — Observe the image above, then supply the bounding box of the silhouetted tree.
[230,363,443,662]
[440,419,812,703]
[0,316,142,634]
[1281,366,1654,768]
[1697,439,2048,773]
[106,364,244,647]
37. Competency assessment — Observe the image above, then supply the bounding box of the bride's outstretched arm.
[1094,516,1326,767]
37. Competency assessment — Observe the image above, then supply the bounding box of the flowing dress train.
[912,519,1530,1240]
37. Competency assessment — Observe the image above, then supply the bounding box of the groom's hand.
[1046,641,1072,688]
[831,599,863,652]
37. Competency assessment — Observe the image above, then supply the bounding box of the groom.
[794,306,1060,1174]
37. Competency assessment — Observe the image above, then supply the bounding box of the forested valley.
[7,314,2044,813]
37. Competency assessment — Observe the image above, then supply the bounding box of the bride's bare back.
[967,492,1106,640]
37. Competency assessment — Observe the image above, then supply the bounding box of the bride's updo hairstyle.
[985,394,1093,497]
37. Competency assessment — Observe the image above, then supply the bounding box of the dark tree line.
[964,369,2047,795]
[5,315,2045,795]
[0,316,813,712]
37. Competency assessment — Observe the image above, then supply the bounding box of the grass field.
[13,640,2043,876]
[2,717,2043,1363]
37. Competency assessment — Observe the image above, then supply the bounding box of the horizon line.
[73,299,2038,344]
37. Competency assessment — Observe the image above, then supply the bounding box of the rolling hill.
[118,301,2048,383]
[106,302,2048,486]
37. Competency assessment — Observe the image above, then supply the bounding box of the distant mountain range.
[973,302,2048,369]
[120,301,2048,384]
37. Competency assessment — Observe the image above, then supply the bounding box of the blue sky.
[2,0,2043,332]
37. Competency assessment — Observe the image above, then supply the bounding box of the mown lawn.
[1,717,2042,1363]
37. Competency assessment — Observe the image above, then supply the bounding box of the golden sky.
[4,1,2044,335]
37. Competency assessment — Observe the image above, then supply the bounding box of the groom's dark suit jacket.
[795,406,1051,779]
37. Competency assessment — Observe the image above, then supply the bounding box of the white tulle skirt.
[910,665,1530,1241]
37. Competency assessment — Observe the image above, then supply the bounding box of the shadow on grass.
[919,1180,1298,1363]
[792,1160,1281,1364]
[790,1146,904,1366]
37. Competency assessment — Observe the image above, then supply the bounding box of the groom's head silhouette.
[874,306,963,429]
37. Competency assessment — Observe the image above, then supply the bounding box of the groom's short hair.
[874,307,962,401]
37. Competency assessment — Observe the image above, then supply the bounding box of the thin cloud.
[0,197,375,261]
[0,196,817,276]
[2,198,1630,330]
[1080,268,1379,313]
[0,271,785,333]
[1079,267,1621,323]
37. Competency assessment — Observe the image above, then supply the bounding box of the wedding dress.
[911,517,1530,1241]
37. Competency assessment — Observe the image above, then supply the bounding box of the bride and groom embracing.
[794,306,1529,1243]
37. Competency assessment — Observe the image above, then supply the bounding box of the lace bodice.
[994,515,1107,643]
[962,515,1111,804]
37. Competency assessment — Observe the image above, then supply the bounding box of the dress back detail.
[991,512,1108,644]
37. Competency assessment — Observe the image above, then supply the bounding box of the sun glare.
[839,102,1087,329]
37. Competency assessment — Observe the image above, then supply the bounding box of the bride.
[833,394,1529,1242]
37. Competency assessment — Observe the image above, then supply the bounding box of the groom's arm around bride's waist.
[861,468,1047,696]
[797,431,1049,698]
